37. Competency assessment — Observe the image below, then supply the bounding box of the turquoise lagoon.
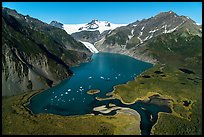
[26,52,171,135]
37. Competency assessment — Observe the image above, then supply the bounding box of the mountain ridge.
[2,7,92,96]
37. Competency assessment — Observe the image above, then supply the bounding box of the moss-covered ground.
[111,63,202,135]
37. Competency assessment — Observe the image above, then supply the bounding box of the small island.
[87,89,100,95]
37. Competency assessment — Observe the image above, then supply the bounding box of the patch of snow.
[140,32,143,36]
[133,24,138,27]
[63,21,127,34]
[196,22,201,25]
[149,28,159,33]
[164,25,167,33]
[131,29,134,35]
[108,30,112,34]
[149,33,153,39]
[128,28,135,39]
[137,29,144,44]
[79,41,99,53]
[166,26,178,33]
[144,36,150,41]
[138,37,143,44]
[128,35,132,39]
[24,16,28,22]
[166,21,185,33]
[161,25,165,29]
[141,26,145,31]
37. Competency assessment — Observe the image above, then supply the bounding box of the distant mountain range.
[49,20,126,46]
[94,11,202,63]
[50,10,202,63]
[2,7,202,96]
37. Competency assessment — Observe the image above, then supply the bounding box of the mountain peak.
[156,10,177,17]
[89,19,100,24]
[63,20,127,34]
[168,10,174,14]
[79,20,114,32]
[50,21,63,29]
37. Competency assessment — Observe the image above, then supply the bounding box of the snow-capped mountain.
[63,19,127,34]
[50,11,201,56]
[50,19,126,53]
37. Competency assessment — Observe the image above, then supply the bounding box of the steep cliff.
[2,7,92,96]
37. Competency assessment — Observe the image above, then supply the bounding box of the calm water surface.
[26,53,170,135]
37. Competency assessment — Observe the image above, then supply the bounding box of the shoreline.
[98,51,157,65]
[3,52,162,135]
[109,65,159,105]
[87,89,100,95]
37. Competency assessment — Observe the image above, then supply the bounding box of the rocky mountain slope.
[2,7,92,96]
[50,20,64,29]
[51,11,201,64]
[94,11,202,63]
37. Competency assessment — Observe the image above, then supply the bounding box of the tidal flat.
[2,89,141,135]
[2,63,202,135]
[111,64,202,135]
[2,55,202,135]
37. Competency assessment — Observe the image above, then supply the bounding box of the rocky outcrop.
[50,21,64,29]
[2,7,92,96]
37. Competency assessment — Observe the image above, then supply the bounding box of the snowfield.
[63,20,127,34]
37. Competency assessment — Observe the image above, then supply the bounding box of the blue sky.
[2,2,202,24]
